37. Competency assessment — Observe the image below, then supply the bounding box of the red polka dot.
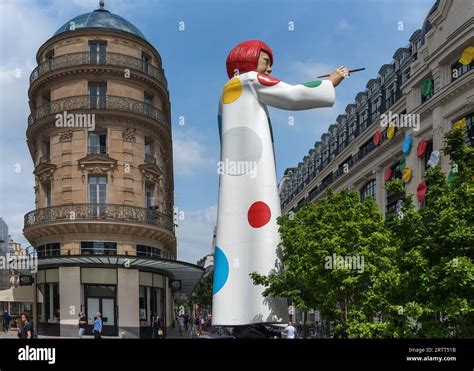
[257,73,281,86]
[248,201,271,228]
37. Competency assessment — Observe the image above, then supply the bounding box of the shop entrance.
[85,285,117,336]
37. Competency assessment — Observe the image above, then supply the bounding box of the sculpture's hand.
[328,66,349,87]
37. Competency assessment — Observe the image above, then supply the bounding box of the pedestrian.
[184,313,189,331]
[156,316,164,339]
[17,312,37,339]
[151,314,158,339]
[297,321,303,336]
[316,321,321,338]
[93,312,102,339]
[178,315,184,336]
[284,321,296,339]
[78,311,87,338]
[3,310,11,332]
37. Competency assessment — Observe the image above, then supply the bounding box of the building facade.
[0,218,10,290]
[280,0,473,218]
[23,3,203,337]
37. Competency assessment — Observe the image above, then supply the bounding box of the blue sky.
[0,0,435,263]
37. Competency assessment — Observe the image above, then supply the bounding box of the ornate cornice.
[78,154,117,182]
[122,128,137,143]
[34,162,57,183]
[138,163,164,185]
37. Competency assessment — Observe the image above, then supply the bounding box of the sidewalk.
[166,325,193,339]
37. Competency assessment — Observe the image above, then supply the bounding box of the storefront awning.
[0,286,35,302]
[37,256,205,296]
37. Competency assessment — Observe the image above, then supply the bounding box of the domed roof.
[54,3,146,40]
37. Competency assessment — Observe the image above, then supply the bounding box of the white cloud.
[337,19,352,31]
[175,204,216,263]
[173,132,214,176]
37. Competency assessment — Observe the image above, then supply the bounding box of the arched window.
[360,179,376,201]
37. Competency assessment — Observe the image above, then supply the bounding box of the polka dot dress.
[213,71,336,326]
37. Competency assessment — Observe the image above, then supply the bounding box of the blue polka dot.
[218,115,222,144]
[212,245,229,295]
[403,135,412,155]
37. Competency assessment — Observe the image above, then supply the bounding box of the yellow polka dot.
[222,77,242,104]
[402,167,412,183]
[387,123,395,139]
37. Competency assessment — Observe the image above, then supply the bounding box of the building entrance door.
[85,285,117,336]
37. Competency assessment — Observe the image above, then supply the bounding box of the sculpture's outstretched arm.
[251,72,336,111]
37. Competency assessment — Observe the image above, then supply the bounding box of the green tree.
[191,272,213,314]
[252,189,398,338]
[385,125,474,338]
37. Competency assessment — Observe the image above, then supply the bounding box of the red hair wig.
[226,40,273,79]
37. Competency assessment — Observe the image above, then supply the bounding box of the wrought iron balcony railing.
[24,203,174,232]
[28,95,169,129]
[30,51,168,88]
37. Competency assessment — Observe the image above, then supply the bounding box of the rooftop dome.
[53,1,146,40]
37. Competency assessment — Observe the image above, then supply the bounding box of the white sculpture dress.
[213,71,335,326]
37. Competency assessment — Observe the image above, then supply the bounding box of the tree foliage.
[252,126,473,338]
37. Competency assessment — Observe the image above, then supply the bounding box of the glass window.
[145,183,155,209]
[37,283,59,323]
[88,132,107,154]
[360,179,376,201]
[139,286,147,320]
[37,243,60,258]
[144,94,153,117]
[89,83,107,109]
[44,183,51,207]
[141,52,150,73]
[137,244,162,258]
[88,176,107,204]
[423,140,434,170]
[386,162,404,214]
[89,42,107,64]
[81,241,117,255]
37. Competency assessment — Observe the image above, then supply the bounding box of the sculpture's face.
[256,51,272,75]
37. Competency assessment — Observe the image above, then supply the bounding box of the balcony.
[30,51,168,88]
[24,203,173,232]
[28,95,169,129]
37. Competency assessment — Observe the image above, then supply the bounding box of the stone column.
[59,266,81,337]
[117,268,140,338]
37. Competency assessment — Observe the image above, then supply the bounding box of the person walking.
[284,321,296,339]
[156,316,164,339]
[184,313,189,331]
[178,315,184,336]
[93,312,102,339]
[3,310,11,332]
[78,311,87,338]
[17,312,36,339]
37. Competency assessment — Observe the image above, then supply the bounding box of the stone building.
[23,2,203,337]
